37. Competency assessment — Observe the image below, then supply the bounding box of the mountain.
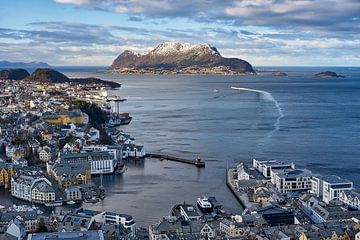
[25,68,120,88]
[0,60,51,69]
[110,42,255,74]
[0,69,30,80]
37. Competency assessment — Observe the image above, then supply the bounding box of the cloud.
[52,0,360,35]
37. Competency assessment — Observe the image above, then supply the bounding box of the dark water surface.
[5,67,360,226]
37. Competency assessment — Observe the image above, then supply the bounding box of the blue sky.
[0,0,359,66]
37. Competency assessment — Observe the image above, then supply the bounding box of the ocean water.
[1,67,358,226]
[62,67,360,226]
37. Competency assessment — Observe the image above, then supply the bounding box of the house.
[0,162,15,188]
[339,190,360,210]
[31,180,56,203]
[5,217,26,240]
[200,222,219,239]
[11,169,56,204]
[47,162,90,189]
[64,186,82,201]
[237,163,250,180]
[38,148,51,162]
[220,218,249,238]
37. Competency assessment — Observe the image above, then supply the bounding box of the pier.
[145,153,205,168]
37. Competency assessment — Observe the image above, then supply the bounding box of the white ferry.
[197,197,213,213]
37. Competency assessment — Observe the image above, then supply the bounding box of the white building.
[271,168,313,193]
[39,148,51,162]
[11,171,56,204]
[311,175,353,204]
[253,159,295,178]
[237,163,250,180]
[339,190,360,210]
[122,144,145,159]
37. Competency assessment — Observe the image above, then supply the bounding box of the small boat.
[66,200,76,205]
[197,197,213,213]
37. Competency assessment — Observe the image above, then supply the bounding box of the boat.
[197,197,213,213]
[66,200,76,205]
[108,112,132,127]
[116,164,127,174]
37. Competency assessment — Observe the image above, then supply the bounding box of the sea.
[2,66,360,226]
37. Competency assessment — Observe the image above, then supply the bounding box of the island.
[0,68,30,80]
[0,60,51,69]
[109,41,255,75]
[1,68,120,88]
[314,71,344,78]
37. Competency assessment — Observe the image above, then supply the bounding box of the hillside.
[25,68,120,88]
[0,69,30,80]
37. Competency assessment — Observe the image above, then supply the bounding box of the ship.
[108,112,132,127]
[197,197,213,213]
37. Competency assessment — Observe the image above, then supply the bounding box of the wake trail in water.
[231,86,284,147]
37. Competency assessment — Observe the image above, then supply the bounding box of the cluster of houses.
[0,79,143,238]
[148,201,360,240]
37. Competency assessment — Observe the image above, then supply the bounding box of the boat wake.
[231,86,284,147]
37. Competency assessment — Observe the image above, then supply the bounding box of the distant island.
[0,68,30,80]
[0,68,120,88]
[0,60,51,69]
[109,42,255,74]
[314,71,344,78]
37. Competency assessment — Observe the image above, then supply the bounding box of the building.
[6,217,26,240]
[122,144,145,159]
[38,148,51,162]
[11,169,56,204]
[74,209,136,237]
[0,162,15,188]
[339,190,360,210]
[220,219,249,238]
[59,151,117,175]
[271,168,313,193]
[237,163,250,180]
[179,204,201,221]
[311,175,353,204]
[43,109,89,126]
[256,205,294,226]
[47,162,90,189]
[64,185,82,201]
[27,230,104,240]
[253,159,295,178]
[31,180,56,203]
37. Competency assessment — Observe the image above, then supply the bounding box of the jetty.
[145,153,205,168]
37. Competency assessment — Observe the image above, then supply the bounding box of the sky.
[0,0,359,66]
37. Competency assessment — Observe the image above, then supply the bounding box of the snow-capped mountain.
[110,42,254,74]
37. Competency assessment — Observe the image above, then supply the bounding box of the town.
[0,78,360,240]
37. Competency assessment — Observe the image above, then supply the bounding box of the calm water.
[3,67,360,226]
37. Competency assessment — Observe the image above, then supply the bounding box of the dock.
[145,153,205,168]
